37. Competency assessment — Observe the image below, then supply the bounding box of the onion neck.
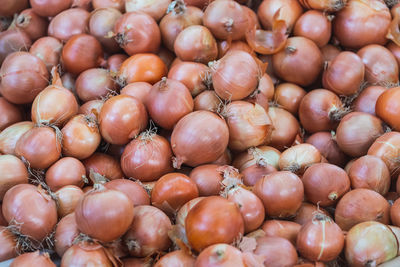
[167,0,187,16]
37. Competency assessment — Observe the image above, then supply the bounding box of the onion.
[189,164,225,196]
[349,155,390,196]
[323,51,365,96]
[302,163,350,206]
[99,95,148,145]
[224,101,273,151]
[335,188,390,231]
[62,34,104,75]
[391,198,400,227]
[154,250,195,267]
[93,0,124,11]
[55,185,84,218]
[336,112,384,157]
[294,203,330,226]
[11,251,56,267]
[262,220,301,245]
[258,0,303,30]
[75,185,134,242]
[0,97,22,131]
[0,226,17,262]
[120,82,152,103]
[225,186,265,233]
[176,197,205,228]
[0,155,28,201]
[193,91,220,112]
[376,87,400,131]
[152,173,199,215]
[272,37,323,86]
[299,89,349,133]
[212,51,259,101]
[246,73,274,110]
[0,0,29,17]
[167,61,208,97]
[48,8,90,42]
[121,133,173,182]
[297,213,344,262]
[345,221,398,266]
[15,126,61,169]
[117,53,167,85]
[196,244,246,267]
[45,157,86,192]
[30,37,63,72]
[274,83,306,116]
[268,107,300,151]
[106,54,128,74]
[233,146,281,171]
[0,29,32,65]
[241,163,277,187]
[78,100,103,121]
[353,85,386,116]
[146,78,193,130]
[278,144,321,174]
[61,241,118,267]
[0,122,34,155]
[114,12,160,55]
[123,257,153,266]
[105,179,150,206]
[185,196,244,252]
[125,0,170,21]
[253,171,304,218]
[89,8,122,54]
[333,0,391,49]
[123,205,172,257]
[387,42,400,66]
[171,111,229,168]
[306,132,348,167]
[3,184,57,241]
[75,68,117,102]
[54,213,80,257]
[83,153,124,180]
[61,72,76,93]
[30,0,72,17]
[368,132,400,177]
[298,0,347,11]
[293,10,331,47]
[159,3,203,51]
[321,44,341,63]
[254,236,298,266]
[0,51,49,104]
[13,8,48,42]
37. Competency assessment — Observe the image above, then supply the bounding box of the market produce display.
[2,0,400,266]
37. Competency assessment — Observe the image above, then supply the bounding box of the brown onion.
[46,157,86,191]
[258,0,303,30]
[189,164,224,196]
[75,185,134,242]
[241,163,277,187]
[352,86,386,116]
[2,184,57,241]
[167,61,208,96]
[11,251,55,267]
[123,205,172,257]
[278,144,321,174]
[0,97,22,131]
[391,198,400,227]
[195,244,246,267]
[105,179,150,206]
[368,132,400,177]
[120,82,152,103]
[293,10,331,47]
[14,8,48,41]
[125,0,170,21]
[75,68,117,102]
[106,54,128,74]
[387,41,400,66]
[30,37,63,72]
[78,100,103,121]
[99,95,148,145]
[93,0,124,11]
[0,226,17,262]
[253,171,304,218]
[262,220,301,245]
[171,111,229,168]
[193,90,221,112]
[233,146,281,171]
[335,188,390,231]
[54,213,80,257]
[83,153,124,180]
[274,83,306,116]
[30,0,72,17]
[0,155,28,201]
[0,29,32,65]
[302,163,350,207]
[55,185,84,218]
[268,107,300,151]
[154,250,195,267]
[0,121,34,155]
[254,236,298,266]
[246,73,275,110]
[321,44,341,62]
[294,203,330,226]
[48,8,90,42]
[306,132,348,167]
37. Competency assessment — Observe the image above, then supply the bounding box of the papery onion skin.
[55,185,84,218]
[46,157,86,191]
[257,0,303,30]
[123,205,172,257]
[0,51,49,104]
[353,86,386,116]
[78,100,103,122]
[0,155,28,201]
[75,186,134,242]
[30,37,63,72]
[30,0,72,17]
[376,87,400,131]
[0,30,32,65]
[294,203,331,226]
[55,213,80,257]
[83,153,124,180]
[254,236,299,267]
[335,188,390,231]
[306,132,348,167]
[171,111,229,168]
[233,146,281,171]
[106,54,128,74]
[105,179,150,206]
[253,171,304,218]
[99,95,148,145]
[0,97,22,131]
[11,251,56,267]
[241,163,277,186]
[2,184,58,241]
[15,126,61,169]
[48,8,90,42]
[195,244,246,267]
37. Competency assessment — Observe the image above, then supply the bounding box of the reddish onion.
[48,8,90,42]
[0,97,22,131]
[14,8,48,41]
[167,61,208,96]
[171,111,229,168]
[0,51,49,104]
[294,203,330,226]
[274,83,306,116]
[123,205,172,257]
[146,78,193,130]
[2,184,57,241]
[30,37,63,72]
[306,132,348,167]
[321,44,341,62]
[46,157,86,192]
[352,85,386,116]
[268,106,300,151]
[0,155,28,201]
[0,29,32,65]
[297,213,344,262]
[253,236,298,267]
[335,188,390,231]
[0,121,34,155]
[105,179,150,206]
[99,95,148,145]
[246,73,275,110]
[125,0,170,21]
[30,0,72,17]
[387,41,400,66]
[11,251,55,267]
[54,213,80,257]
[278,144,321,174]
[55,185,84,218]
[293,10,331,47]
[298,0,347,11]
[75,68,117,102]
[345,221,398,266]
[121,133,173,182]
[302,163,350,206]
[241,163,277,187]
[0,226,17,262]
[83,153,124,180]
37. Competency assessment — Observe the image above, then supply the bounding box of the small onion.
[0,97,22,131]
[30,37,63,72]
[14,8,48,41]
[241,163,277,187]
[11,251,55,267]
[268,107,300,151]
[352,85,386,116]
[54,213,80,257]
[75,68,117,102]
[48,8,90,42]
[104,179,150,206]
[257,0,303,30]
[106,54,128,74]
[195,244,246,267]
[294,203,330,226]
[254,236,298,267]
[293,10,331,47]
[46,157,86,191]
[0,155,28,201]
[83,153,124,180]
[55,185,84,218]
[193,90,222,112]
[274,83,306,116]
[335,188,390,231]
[78,100,103,121]
[189,164,224,196]
[278,144,321,174]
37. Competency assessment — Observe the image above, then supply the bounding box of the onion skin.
[78,100,103,122]
[15,126,61,170]
[55,185,84,218]
[306,132,348,167]
[99,95,148,145]
[302,163,351,207]
[376,87,400,131]
[93,0,124,11]
[333,0,391,49]
[278,144,322,175]
[262,220,301,246]
[46,157,86,191]
[75,186,134,242]
[0,226,17,262]
[48,8,90,42]
[120,82,152,104]
[11,251,56,267]
[0,51,49,104]
[154,250,195,267]
[14,8,48,42]
[336,112,384,157]
[0,155,28,201]
[391,198,400,227]
[106,54,128,74]
[233,146,281,171]
[55,213,80,257]
[335,188,390,231]
[75,68,117,102]
[253,171,304,218]
[258,0,303,30]
[274,83,306,116]
[30,37,63,72]
[83,153,124,180]
[0,97,22,131]
[2,184,58,241]
[105,179,150,206]
[171,111,229,168]
[30,0,72,17]
[254,236,299,267]
[368,132,400,177]
[123,205,172,257]
[185,196,244,252]
[272,37,323,86]
[195,244,246,267]
[345,221,398,267]
[241,164,277,187]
